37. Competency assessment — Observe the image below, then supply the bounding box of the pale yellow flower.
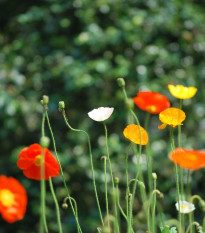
[168,84,197,99]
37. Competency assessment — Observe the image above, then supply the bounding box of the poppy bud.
[40,136,50,148]
[62,203,68,209]
[115,177,119,184]
[59,101,65,110]
[152,173,157,180]
[138,181,145,190]
[42,95,49,105]
[117,77,125,87]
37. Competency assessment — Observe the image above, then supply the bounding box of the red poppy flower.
[169,148,205,170]
[17,144,60,180]
[0,176,27,223]
[133,91,170,114]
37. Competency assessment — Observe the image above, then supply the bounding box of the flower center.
[0,189,15,207]
[181,204,187,210]
[146,105,157,113]
[34,155,43,166]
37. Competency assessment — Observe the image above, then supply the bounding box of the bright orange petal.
[17,144,60,180]
[0,176,27,223]
[123,124,148,145]
[169,148,205,170]
[133,91,170,114]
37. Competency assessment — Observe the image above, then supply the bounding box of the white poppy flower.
[88,107,114,122]
[175,201,195,214]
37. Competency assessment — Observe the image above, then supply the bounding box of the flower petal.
[88,107,114,121]
[123,124,148,145]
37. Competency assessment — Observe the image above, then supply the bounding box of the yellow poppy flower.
[168,84,197,99]
[123,124,148,145]
[158,107,186,129]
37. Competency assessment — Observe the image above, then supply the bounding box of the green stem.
[49,178,63,233]
[62,110,104,227]
[128,194,133,233]
[103,156,110,232]
[125,144,132,218]
[170,127,182,233]
[188,213,193,233]
[121,86,148,231]
[116,183,127,221]
[103,122,119,233]
[40,111,48,233]
[45,111,82,233]
[144,112,153,194]
[178,99,185,210]
[186,221,201,233]
[126,179,145,233]
[64,196,78,218]
[151,180,157,233]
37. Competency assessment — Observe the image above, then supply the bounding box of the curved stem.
[116,182,127,221]
[40,111,48,233]
[103,122,119,233]
[45,111,82,233]
[121,86,148,231]
[49,178,63,233]
[186,221,201,233]
[62,110,104,227]
[64,196,78,218]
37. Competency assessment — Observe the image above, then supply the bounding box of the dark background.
[0,0,205,232]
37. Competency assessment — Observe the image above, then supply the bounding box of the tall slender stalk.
[45,111,82,233]
[49,178,63,233]
[144,112,153,194]
[62,109,104,228]
[102,156,110,232]
[40,111,48,233]
[103,122,119,233]
[170,127,182,233]
[151,178,157,233]
[125,144,132,218]
[120,85,148,231]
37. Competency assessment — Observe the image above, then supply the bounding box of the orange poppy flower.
[0,176,27,223]
[123,124,148,145]
[169,148,205,170]
[17,144,60,180]
[158,107,186,129]
[133,91,170,114]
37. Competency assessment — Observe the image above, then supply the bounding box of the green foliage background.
[0,0,205,232]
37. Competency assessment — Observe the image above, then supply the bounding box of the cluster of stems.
[37,79,205,233]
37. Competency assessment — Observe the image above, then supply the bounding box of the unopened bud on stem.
[152,173,157,180]
[62,203,68,209]
[59,101,65,110]
[115,177,119,184]
[117,77,126,88]
[40,136,50,148]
